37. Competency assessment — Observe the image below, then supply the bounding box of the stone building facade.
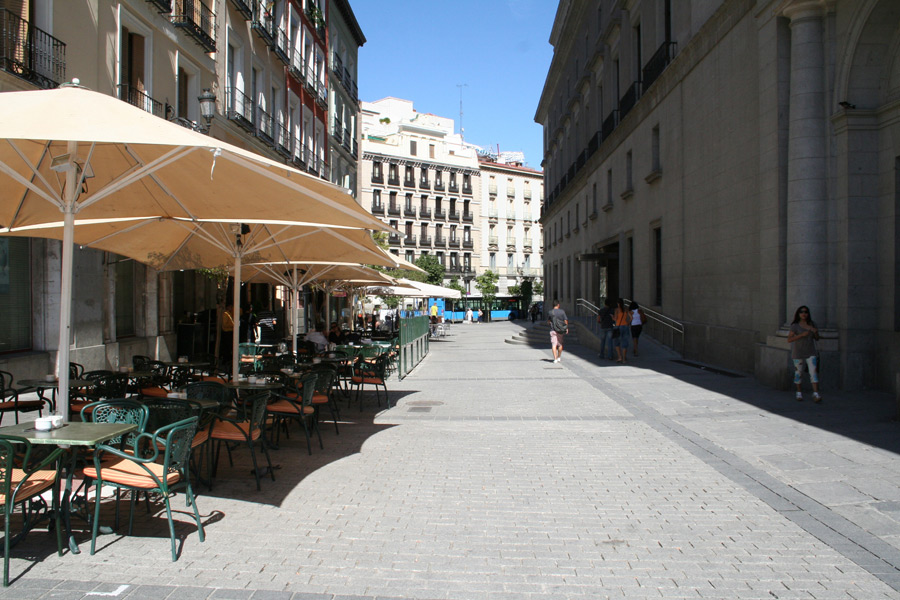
[359,98,482,293]
[536,0,900,392]
[0,0,360,379]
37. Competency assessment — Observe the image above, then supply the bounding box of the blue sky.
[351,1,558,170]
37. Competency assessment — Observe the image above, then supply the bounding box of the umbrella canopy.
[373,278,463,299]
[0,83,391,416]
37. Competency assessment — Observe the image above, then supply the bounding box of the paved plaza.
[5,321,900,599]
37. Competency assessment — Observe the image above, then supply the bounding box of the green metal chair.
[209,393,274,490]
[351,354,391,409]
[0,370,50,426]
[87,416,204,561]
[267,372,319,455]
[0,435,64,586]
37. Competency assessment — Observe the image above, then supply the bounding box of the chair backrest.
[132,355,152,371]
[311,365,336,395]
[155,416,199,479]
[0,371,13,394]
[185,381,232,406]
[0,435,27,497]
[82,398,149,448]
[69,362,85,379]
[277,353,296,368]
[244,392,271,431]
[297,372,317,407]
[143,398,198,433]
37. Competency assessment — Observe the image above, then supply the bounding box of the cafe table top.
[163,360,212,369]
[0,421,137,446]
[223,381,283,391]
[18,378,95,390]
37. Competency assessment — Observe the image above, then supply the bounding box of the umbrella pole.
[57,207,75,421]
[231,253,242,383]
[292,265,298,356]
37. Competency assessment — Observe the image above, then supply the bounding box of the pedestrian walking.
[548,299,568,363]
[613,298,630,363]
[530,303,539,324]
[787,305,821,402]
[597,298,614,360]
[630,301,646,356]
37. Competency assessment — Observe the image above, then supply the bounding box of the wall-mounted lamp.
[198,88,216,130]
[839,101,856,110]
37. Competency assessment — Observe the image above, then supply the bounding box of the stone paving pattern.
[4,321,900,599]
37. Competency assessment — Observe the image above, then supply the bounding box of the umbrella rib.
[79,145,198,213]
[217,151,391,231]
[321,228,387,262]
[0,140,62,213]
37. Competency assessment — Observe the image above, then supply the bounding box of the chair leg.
[4,510,10,586]
[90,482,103,556]
[246,438,262,491]
[186,485,205,542]
[163,494,177,561]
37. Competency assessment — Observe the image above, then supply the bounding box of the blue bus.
[441,296,525,322]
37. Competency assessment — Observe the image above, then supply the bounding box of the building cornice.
[363,152,481,176]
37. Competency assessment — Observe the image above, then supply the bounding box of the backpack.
[551,312,568,334]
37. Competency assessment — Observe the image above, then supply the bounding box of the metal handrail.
[574,297,684,354]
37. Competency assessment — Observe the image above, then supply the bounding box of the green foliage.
[414,255,445,286]
[507,284,521,298]
[519,278,534,312]
[446,278,466,295]
[533,279,544,296]
[475,270,499,308]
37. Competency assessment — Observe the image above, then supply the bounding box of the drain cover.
[407,406,432,413]
[407,400,445,407]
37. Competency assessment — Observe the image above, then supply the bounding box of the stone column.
[783,0,828,322]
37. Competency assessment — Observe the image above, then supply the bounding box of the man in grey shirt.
[547,299,568,363]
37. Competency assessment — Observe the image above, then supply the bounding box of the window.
[429,144,435,158]
[406,250,415,262]
[463,254,471,270]
[606,169,613,206]
[0,238,31,352]
[373,161,382,180]
[114,256,136,338]
[625,150,633,192]
[627,236,634,300]
[489,253,496,269]
[373,189,381,207]
[651,125,661,173]
[592,182,598,214]
[524,254,531,269]
[410,140,417,155]
[507,253,514,270]
[463,227,471,242]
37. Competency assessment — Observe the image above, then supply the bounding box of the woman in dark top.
[786,305,821,402]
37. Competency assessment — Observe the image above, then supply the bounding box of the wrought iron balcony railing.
[462,183,472,195]
[387,205,401,216]
[250,0,275,46]
[255,106,274,144]
[291,136,306,168]
[225,87,255,132]
[371,202,385,215]
[419,207,431,219]
[274,27,290,65]
[289,48,305,83]
[172,0,216,52]
[618,81,640,119]
[403,234,417,245]
[434,208,446,220]
[463,239,474,249]
[434,179,444,191]
[601,110,618,140]
[274,120,291,157]
[642,41,677,91]
[434,236,446,247]
[420,235,432,246]
[0,9,66,89]
[448,210,460,222]
[117,84,165,118]
[403,206,417,218]
[229,0,252,20]
[462,211,473,222]
[448,181,459,193]
[146,0,172,13]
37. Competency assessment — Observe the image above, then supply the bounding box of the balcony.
[420,207,431,219]
[448,210,460,222]
[273,27,290,65]
[371,171,384,184]
[524,240,532,251]
[488,236,498,247]
[420,235,432,246]
[255,106,274,145]
[403,234,417,246]
[273,120,291,157]
[448,238,460,248]
[304,5,326,41]
[289,48,306,83]
[229,0,252,20]
[434,179,445,191]
[462,211,473,223]
[419,177,430,190]
[507,187,516,198]
[587,131,600,157]
[342,128,352,152]
[618,81,640,119]
[523,189,532,200]
[489,184,497,196]
[434,235,446,247]
[601,110,618,140]
[172,0,216,53]
[291,135,306,168]
[387,204,400,217]
[0,9,66,89]
[434,208,446,220]
[462,183,472,195]
[403,177,416,188]
[488,210,499,222]
[332,118,343,143]
[388,234,401,246]
[371,202,385,215]
[463,239,473,249]
[388,174,400,186]
[403,206,417,218]
[643,41,677,91]
[448,181,459,193]
[506,237,517,250]
[117,84,165,118]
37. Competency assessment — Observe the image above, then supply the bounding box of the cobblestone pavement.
[5,321,900,599]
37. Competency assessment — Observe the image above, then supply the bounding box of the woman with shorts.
[613,298,631,363]
[629,301,646,356]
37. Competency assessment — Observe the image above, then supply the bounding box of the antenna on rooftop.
[457,83,468,141]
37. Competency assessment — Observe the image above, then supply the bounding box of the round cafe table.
[18,378,95,412]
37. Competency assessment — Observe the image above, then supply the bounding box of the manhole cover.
[407,400,445,407]
[407,406,432,413]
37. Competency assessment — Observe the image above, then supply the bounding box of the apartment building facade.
[327,0,363,196]
[360,98,482,293]
[536,0,900,392]
[0,0,362,377]
[478,157,544,296]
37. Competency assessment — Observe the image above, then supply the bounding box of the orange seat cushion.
[0,399,44,411]
[351,376,384,385]
[311,393,329,404]
[83,459,179,489]
[209,421,262,442]
[140,387,170,397]
[266,399,314,416]
[0,469,56,505]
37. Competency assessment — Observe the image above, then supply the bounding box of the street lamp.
[198,88,216,131]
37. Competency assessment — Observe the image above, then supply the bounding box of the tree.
[413,254,445,285]
[519,278,534,313]
[533,279,544,297]
[446,277,466,296]
[475,270,499,321]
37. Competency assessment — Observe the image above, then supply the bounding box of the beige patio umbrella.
[3,217,396,398]
[0,83,391,415]
[241,262,397,353]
